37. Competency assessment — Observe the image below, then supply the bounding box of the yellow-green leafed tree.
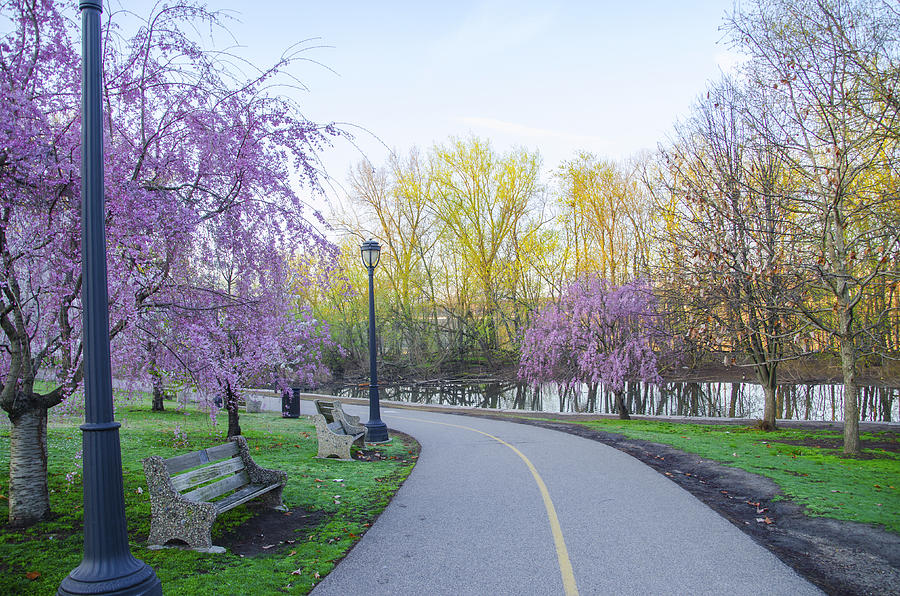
[429,137,542,363]
[554,153,654,285]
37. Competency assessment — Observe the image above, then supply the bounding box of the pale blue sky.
[122,0,741,211]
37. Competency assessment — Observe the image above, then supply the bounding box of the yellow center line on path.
[394,415,579,596]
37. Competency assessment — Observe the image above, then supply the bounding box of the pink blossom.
[519,277,671,393]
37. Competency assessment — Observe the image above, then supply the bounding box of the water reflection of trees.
[334,380,897,422]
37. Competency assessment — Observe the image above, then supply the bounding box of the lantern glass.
[361,239,381,269]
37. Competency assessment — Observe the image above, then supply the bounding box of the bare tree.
[728,0,900,454]
[655,78,797,429]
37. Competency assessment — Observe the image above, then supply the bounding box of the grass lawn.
[0,398,417,595]
[572,419,900,533]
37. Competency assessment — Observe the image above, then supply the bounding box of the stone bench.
[142,435,287,552]
[313,399,366,460]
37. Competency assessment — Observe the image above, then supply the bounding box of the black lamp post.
[58,2,161,594]
[361,239,389,443]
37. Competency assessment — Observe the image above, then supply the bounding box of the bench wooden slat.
[170,456,245,492]
[215,483,281,513]
[165,441,240,474]
[183,470,249,503]
[205,441,241,461]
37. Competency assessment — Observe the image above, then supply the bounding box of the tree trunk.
[785,386,794,419]
[587,383,598,412]
[148,347,165,411]
[754,363,778,430]
[150,373,165,412]
[775,386,784,420]
[839,332,860,455]
[225,383,241,438]
[8,404,51,526]
[880,387,892,423]
[614,390,631,420]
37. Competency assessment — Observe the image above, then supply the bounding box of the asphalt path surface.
[311,405,822,596]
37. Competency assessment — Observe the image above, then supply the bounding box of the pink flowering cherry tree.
[148,205,339,438]
[0,0,339,526]
[519,277,670,419]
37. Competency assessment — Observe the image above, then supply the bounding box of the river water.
[331,379,898,422]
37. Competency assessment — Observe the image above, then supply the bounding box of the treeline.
[314,0,899,453]
[308,138,658,373]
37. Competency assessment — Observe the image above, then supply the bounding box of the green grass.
[0,398,417,595]
[573,419,900,533]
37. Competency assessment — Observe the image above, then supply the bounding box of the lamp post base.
[364,420,389,443]
[58,561,161,596]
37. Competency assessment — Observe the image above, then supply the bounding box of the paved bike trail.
[310,404,822,596]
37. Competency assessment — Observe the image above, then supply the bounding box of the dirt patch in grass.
[501,416,900,596]
[217,507,327,557]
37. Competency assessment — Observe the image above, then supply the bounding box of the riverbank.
[665,359,900,388]
[325,369,899,421]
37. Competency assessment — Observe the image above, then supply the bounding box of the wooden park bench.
[142,435,287,552]
[313,399,366,460]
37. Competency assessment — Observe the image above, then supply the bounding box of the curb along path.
[311,405,822,596]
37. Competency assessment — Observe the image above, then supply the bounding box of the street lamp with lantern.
[361,239,389,443]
